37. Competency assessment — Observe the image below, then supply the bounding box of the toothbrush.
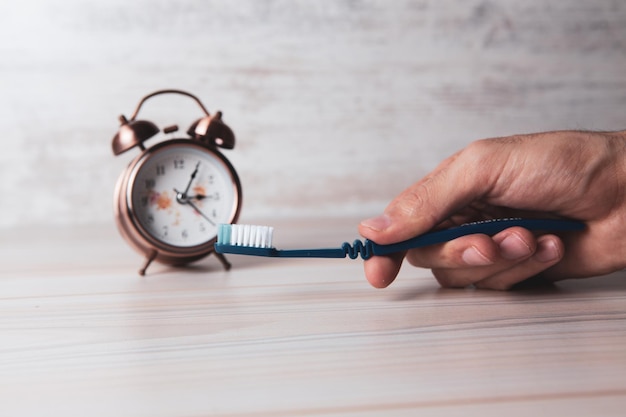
[214,218,584,260]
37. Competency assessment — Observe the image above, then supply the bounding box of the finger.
[404,234,500,269]
[406,226,535,268]
[359,141,500,244]
[474,235,564,290]
[362,227,533,290]
[363,251,406,288]
[539,220,618,281]
[428,228,537,288]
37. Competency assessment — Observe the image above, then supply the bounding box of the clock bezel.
[114,139,242,266]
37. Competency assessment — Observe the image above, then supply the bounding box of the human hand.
[359,130,626,290]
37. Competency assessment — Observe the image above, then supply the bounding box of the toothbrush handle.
[276,248,347,258]
[366,218,585,258]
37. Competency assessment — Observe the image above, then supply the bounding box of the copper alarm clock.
[112,89,242,275]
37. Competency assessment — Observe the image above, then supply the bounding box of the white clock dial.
[128,143,239,248]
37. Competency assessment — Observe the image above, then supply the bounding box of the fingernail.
[462,246,493,266]
[499,234,532,260]
[360,214,392,232]
[535,239,560,263]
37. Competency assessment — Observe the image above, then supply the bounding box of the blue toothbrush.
[214,218,584,260]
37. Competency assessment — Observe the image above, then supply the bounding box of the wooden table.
[1,218,625,416]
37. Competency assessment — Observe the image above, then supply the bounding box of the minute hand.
[182,162,200,197]
[186,200,216,226]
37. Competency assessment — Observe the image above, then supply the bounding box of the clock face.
[127,142,240,248]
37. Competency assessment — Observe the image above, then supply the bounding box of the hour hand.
[187,194,208,201]
[174,190,208,202]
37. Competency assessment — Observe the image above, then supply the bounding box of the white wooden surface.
[1,218,626,416]
[1,0,625,227]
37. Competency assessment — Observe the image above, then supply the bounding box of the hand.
[358,130,626,290]
[186,200,215,226]
[187,194,210,201]
[181,161,200,198]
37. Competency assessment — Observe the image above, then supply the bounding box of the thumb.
[359,148,493,244]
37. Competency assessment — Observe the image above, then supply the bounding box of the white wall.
[1,0,625,228]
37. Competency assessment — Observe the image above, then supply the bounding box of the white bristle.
[235,224,243,245]
[259,226,267,247]
[227,224,274,248]
[243,224,251,245]
[229,225,236,245]
[249,226,257,247]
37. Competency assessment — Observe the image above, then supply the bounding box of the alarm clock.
[112,89,242,275]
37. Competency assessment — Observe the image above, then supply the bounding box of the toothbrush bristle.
[218,224,274,248]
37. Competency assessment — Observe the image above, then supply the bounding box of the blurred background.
[1,0,625,230]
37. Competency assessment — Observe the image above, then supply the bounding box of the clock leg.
[214,252,232,271]
[139,250,158,276]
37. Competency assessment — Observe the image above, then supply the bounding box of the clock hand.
[174,189,216,226]
[187,194,213,201]
[186,200,216,226]
[174,189,207,202]
[181,162,200,198]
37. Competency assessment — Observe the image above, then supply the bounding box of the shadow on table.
[389,270,626,302]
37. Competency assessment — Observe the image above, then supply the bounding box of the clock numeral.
[141,196,148,207]
[212,209,217,218]
[199,223,206,232]
[145,179,156,189]
[208,175,214,184]
[162,225,169,237]
[156,165,166,176]
[182,229,188,239]
[174,159,185,170]
[147,215,154,224]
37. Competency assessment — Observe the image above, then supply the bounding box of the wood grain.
[1,218,625,416]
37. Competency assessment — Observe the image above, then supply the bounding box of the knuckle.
[461,140,501,178]
[393,179,440,225]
